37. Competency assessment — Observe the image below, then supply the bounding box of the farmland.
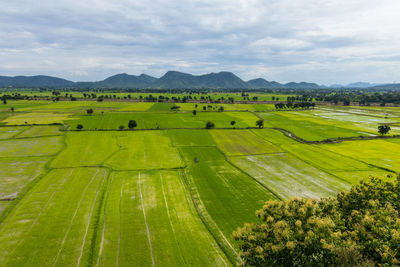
[0,98,399,266]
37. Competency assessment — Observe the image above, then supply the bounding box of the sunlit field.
[0,99,398,266]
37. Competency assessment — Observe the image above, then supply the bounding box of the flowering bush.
[233,176,400,266]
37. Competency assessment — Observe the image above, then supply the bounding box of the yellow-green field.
[0,100,399,266]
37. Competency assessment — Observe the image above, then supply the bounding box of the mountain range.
[0,71,321,89]
[0,71,397,90]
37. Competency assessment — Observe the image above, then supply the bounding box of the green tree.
[128,120,137,129]
[256,119,264,128]
[378,125,391,135]
[119,125,125,130]
[233,176,400,266]
[230,121,236,127]
[3,99,6,104]
[193,110,197,116]
[10,107,14,112]
[205,121,215,129]
[86,108,94,115]
[76,124,83,130]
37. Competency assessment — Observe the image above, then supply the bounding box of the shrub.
[233,176,400,266]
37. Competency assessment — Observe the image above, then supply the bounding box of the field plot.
[148,102,176,111]
[2,112,74,125]
[258,112,369,140]
[178,103,258,111]
[94,170,227,266]
[210,130,282,156]
[0,101,52,112]
[252,128,299,146]
[116,102,154,111]
[18,101,98,113]
[0,136,63,157]
[0,167,107,266]
[280,143,391,184]
[224,112,260,127]
[14,125,62,138]
[311,109,400,135]
[180,146,277,261]
[67,111,256,130]
[0,157,48,200]
[51,132,119,168]
[105,131,183,170]
[167,129,216,147]
[0,126,26,139]
[66,112,202,129]
[320,139,400,172]
[231,153,350,199]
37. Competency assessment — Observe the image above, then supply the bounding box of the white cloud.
[0,0,399,84]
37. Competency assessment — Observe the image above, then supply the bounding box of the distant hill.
[329,82,382,88]
[371,83,400,90]
[151,71,250,89]
[283,82,320,89]
[0,71,332,89]
[0,75,74,88]
[247,78,282,89]
[76,73,157,88]
[247,78,320,89]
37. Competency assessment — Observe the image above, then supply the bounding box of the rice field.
[0,99,399,266]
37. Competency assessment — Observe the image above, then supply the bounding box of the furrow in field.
[116,176,124,267]
[138,171,156,267]
[77,170,107,266]
[96,173,114,267]
[179,146,277,264]
[0,168,106,266]
[53,169,100,266]
[0,168,75,259]
[230,154,350,199]
[94,170,228,266]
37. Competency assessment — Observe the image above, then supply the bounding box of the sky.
[1,0,400,85]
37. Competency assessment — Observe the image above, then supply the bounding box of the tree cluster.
[233,176,400,266]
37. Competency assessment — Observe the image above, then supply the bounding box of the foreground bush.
[233,176,400,266]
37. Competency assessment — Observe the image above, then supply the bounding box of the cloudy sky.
[1,0,400,85]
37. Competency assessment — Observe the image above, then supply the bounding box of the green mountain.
[247,78,282,89]
[0,71,325,89]
[76,73,157,88]
[152,71,250,89]
[0,75,74,88]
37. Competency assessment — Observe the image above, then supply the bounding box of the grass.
[0,136,63,157]
[210,130,282,156]
[51,132,119,168]
[0,126,26,139]
[230,153,351,199]
[180,146,277,262]
[66,111,257,130]
[14,125,63,138]
[167,129,216,147]
[116,102,154,111]
[0,167,107,266]
[320,139,400,172]
[2,112,74,125]
[148,102,176,111]
[94,170,228,266]
[258,111,370,141]
[104,131,184,170]
[1,99,400,266]
[51,131,183,170]
[0,157,49,199]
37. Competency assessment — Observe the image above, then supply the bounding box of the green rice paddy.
[0,99,399,266]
